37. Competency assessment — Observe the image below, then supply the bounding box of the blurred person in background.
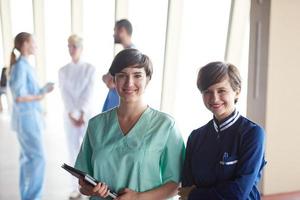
[9,32,53,200]
[58,34,96,199]
[102,19,135,112]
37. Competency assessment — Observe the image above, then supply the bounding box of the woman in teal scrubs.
[75,48,185,200]
[9,32,53,200]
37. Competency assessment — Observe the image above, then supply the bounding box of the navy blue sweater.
[182,111,266,200]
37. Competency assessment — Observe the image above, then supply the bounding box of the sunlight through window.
[44,0,71,121]
[82,0,115,108]
[128,0,168,109]
[0,21,3,68]
[175,0,232,141]
[10,0,33,36]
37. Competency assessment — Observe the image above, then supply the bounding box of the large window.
[10,0,33,36]
[44,0,71,82]
[43,0,71,122]
[10,0,34,66]
[82,0,115,109]
[128,0,169,109]
[236,23,250,118]
[0,19,3,69]
[175,0,232,141]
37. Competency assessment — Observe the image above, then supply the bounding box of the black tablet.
[61,163,118,199]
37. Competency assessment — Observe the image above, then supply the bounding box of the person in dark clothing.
[179,61,266,200]
[0,67,8,112]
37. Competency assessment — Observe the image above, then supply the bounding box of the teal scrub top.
[75,107,185,200]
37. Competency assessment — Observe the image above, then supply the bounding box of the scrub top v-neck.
[75,107,185,200]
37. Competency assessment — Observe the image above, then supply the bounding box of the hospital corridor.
[0,99,72,200]
[0,0,300,199]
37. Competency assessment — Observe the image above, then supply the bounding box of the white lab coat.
[58,60,96,190]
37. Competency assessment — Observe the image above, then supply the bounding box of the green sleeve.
[160,122,185,184]
[75,126,93,175]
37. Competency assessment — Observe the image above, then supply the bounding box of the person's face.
[113,26,122,44]
[202,77,240,121]
[23,37,36,55]
[114,67,149,103]
[68,42,82,61]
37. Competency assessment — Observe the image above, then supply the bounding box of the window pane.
[175,0,232,141]
[44,0,71,82]
[10,0,33,36]
[128,0,168,109]
[0,20,3,68]
[82,0,115,108]
[44,0,71,122]
[237,24,249,118]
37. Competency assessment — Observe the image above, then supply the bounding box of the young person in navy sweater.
[179,62,266,200]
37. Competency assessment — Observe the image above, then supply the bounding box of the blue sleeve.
[102,89,120,112]
[189,126,266,200]
[10,63,28,98]
[182,131,196,186]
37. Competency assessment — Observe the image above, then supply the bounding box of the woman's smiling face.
[114,66,149,103]
[202,76,240,121]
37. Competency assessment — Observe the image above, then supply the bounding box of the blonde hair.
[68,34,83,47]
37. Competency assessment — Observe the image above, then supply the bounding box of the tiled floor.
[0,109,73,200]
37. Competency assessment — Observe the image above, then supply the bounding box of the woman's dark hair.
[197,61,241,102]
[109,48,153,79]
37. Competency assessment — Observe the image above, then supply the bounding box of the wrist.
[38,94,44,100]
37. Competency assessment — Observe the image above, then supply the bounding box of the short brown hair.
[197,61,241,93]
[109,48,153,79]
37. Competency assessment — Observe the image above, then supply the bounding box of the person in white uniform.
[58,34,96,199]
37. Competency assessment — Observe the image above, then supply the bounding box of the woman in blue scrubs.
[9,32,53,200]
[179,62,266,200]
[75,48,185,200]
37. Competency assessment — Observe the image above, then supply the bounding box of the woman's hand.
[37,94,45,101]
[178,185,196,200]
[16,94,44,103]
[115,188,140,200]
[68,112,85,127]
[114,182,178,200]
[46,84,54,93]
[102,73,115,89]
[78,178,110,198]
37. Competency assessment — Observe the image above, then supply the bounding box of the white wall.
[263,0,300,194]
